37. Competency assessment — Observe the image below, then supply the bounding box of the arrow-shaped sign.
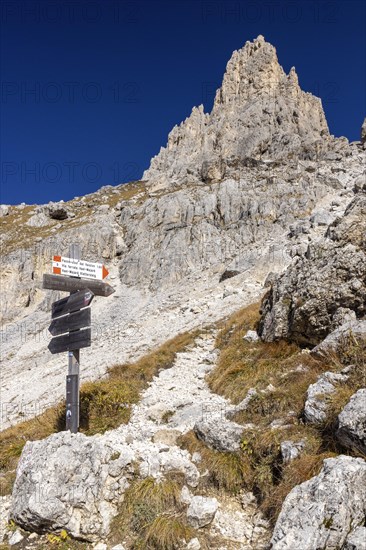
[49,308,91,336]
[48,328,91,355]
[52,289,94,319]
[43,274,115,297]
[52,255,109,280]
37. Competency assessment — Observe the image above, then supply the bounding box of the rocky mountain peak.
[213,35,285,108]
[143,36,334,187]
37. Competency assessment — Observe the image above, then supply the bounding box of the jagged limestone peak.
[143,36,334,187]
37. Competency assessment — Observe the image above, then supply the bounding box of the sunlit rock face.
[143,35,334,188]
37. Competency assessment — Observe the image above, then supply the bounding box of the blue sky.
[1,0,365,205]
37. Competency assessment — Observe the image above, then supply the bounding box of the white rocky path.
[9,333,270,548]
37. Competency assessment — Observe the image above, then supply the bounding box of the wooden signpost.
[43,244,115,433]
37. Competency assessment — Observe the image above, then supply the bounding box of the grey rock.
[243,330,259,342]
[331,307,357,329]
[259,195,366,346]
[354,173,366,193]
[0,204,10,217]
[186,538,201,550]
[312,320,366,358]
[187,496,218,528]
[10,432,133,541]
[336,389,366,454]
[48,203,68,220]
[8,529,24,545]
[270,455,366,549]
[280,440,305,463]
[361,118,366,145]
[26,212,50,227]
[310,209,334,226]
[180,485,192,505]
[304,371,348,424]
[194,416,243,452]
[344,526,366,550]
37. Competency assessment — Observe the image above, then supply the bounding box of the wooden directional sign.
[48,328,91,354]
[43,274,115,297]
[49,308,91,336]
[52,255,109,280]
[52,289,94,319]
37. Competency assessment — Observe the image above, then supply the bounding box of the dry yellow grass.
[179,430,250,495]
[110,476,194,549]
[203,303,366,522]
[1,180,147,255]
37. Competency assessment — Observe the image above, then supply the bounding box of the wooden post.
[65,243,81,433]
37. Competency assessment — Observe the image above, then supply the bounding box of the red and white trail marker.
[52,255,109,280]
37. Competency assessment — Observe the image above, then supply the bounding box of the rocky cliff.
[259,188,366,346]
[143,35,344,188]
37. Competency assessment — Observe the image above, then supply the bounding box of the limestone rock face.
[259,194,366,346]
[336,389,366,454]
[270,456,366,549]
[118,172,333,290]
[143,36,334,188]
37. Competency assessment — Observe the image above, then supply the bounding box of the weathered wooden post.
[43,243,114,433]
[66,243,81,433]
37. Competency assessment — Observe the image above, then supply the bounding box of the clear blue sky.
[1,0,365,205]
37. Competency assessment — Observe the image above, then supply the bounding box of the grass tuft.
[110,476,194,549]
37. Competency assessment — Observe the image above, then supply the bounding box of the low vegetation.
[110,475,195,549]
[0,330,199,496]
[203,303,366,522]
[1,180,147,255]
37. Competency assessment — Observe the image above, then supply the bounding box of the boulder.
[194,416,243,452]
[304,371,348,424]
[270,455,366,549]
[331,307,357,329]
[26,212,50,227]
[187,496,218,528]
[280,440,305,463]
[48,203,68,220]
[354,173,366,193]
[336,389,366,454]
[243,330,259,342]
[312,320,366,358]
[10,432,133,541]
[186,538,201,550]
[0,204,9,217]
[310,209,334,226]
[8,529,24,545]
